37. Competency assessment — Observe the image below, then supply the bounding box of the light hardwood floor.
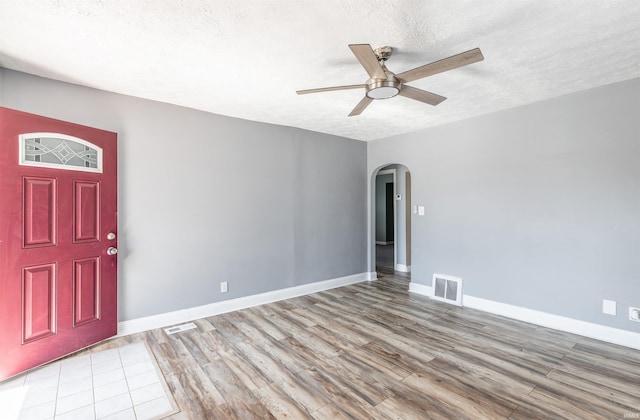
[84,271,640,419]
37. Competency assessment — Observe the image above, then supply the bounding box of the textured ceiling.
[0,1,639,141]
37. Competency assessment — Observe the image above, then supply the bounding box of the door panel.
[22,263,57,343]
[74,181,100,242]
[73,257,101,326]
[0,107,118,381]
[23,177,57,248]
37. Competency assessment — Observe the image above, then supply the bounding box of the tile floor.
[0,343,178,420]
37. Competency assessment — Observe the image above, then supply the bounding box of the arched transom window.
[19,133,103,173]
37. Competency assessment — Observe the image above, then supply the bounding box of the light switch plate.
[602,299,616,315]
[412,205,417,214]
[418,206,425,216]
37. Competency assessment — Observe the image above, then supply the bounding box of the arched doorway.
[370,164,411,277]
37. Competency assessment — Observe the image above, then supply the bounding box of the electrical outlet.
[220,282,228,293]
[629,307,640,322]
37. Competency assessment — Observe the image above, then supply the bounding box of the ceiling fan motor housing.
[366,72,402,100]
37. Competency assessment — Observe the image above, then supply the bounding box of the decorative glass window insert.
[19,133,103,173]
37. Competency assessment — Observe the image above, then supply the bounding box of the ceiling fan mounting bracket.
[373,46,393,61]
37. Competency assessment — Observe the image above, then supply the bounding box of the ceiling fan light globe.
[366,86,400,99]
[365,78,402,100]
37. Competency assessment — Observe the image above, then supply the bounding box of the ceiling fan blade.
[396,48,484,83]
[398,85,447,106]
[348,44,386,79]
[348,96,373,117]
[296,84,365,95]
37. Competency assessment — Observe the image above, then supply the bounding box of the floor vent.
[164,322,198,335]
[432,273,463,306]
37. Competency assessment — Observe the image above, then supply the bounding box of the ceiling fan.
[296,44,484,116]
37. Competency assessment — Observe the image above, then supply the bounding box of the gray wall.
[0,69,367,321]
[368,77,640,332]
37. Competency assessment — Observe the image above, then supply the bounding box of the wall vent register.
[432,273,463,306]
[164,322,198,335]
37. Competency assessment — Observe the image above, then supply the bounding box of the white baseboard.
[409,281,432,296]
[463,295,640,351]
[367,272,378,281]
[395,264,411,273]
[118,272,370,336]
[408,282,640,350]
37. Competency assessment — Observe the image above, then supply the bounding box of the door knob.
[107,232,116,240]
[107,247,118,256]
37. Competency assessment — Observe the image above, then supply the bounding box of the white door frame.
[376,169,397,270]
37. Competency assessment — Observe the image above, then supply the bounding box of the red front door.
[0,107,118,381]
